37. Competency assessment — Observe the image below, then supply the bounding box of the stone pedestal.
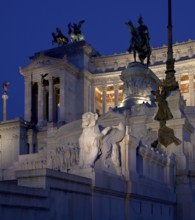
[120,62,160,108]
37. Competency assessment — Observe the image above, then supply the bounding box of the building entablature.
[150,40,195,64]
[0,117,28,131]
[89,52,132,73]
[175,58,195,72]
[91,71,122,86]
[149,57,195,80]
[82,67,122,85]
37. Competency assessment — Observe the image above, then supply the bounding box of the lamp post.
[165,0,179,90]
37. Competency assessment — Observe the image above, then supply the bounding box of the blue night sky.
[0,0,195,120]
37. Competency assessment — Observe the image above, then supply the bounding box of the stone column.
[60,74,66,122]
[102,85,107,114]
[89,84,95,112]
[38,81,44,124]
[24,78,32,122]
[175,74,181,89]
[189,72,194,106]
[114,84,119,107]
[2,94,8,121]
[48,77,54,122]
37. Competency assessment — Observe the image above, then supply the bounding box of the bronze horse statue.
[68,20,85,42]
[52,27,69,46]
[126,18,151,66]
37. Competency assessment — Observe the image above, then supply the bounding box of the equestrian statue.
[126,16,151,66]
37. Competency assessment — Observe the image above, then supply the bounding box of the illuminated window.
[180,75,189,93]
[180,75,189,81]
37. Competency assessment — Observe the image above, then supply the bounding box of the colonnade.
[23,71,195,124]
[24,75,65,125]
[178,71,195,106]
[92,71,195,115]
[93,83,122,114]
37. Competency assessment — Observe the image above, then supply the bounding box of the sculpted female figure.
[151,85,173,122]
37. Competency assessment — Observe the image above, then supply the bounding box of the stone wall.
[0,168,176,220]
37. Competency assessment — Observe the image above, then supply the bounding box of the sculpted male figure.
[79,112,125,172]
[79,112,102,168]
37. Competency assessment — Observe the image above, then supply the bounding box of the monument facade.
[0,35,195,219]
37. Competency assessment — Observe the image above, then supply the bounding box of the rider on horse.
[126,16,151,66]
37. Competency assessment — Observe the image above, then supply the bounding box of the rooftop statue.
[126,16,151,66]
[3,82,10,94]
[68,20,85,42]
[52,27,69,46]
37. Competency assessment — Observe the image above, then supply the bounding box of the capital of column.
[102,85,107,91]
[48,75,53,82]
[2,94,8,100]
[114,84,119,90]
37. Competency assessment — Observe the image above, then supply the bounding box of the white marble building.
[0,40,195,220]
[19,40,195,121]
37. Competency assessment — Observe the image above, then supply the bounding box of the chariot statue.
[52,27,69,46]
[126,16,151,66]
[68,20,85,42]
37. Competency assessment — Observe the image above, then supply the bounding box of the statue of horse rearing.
[126,17,151,66]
